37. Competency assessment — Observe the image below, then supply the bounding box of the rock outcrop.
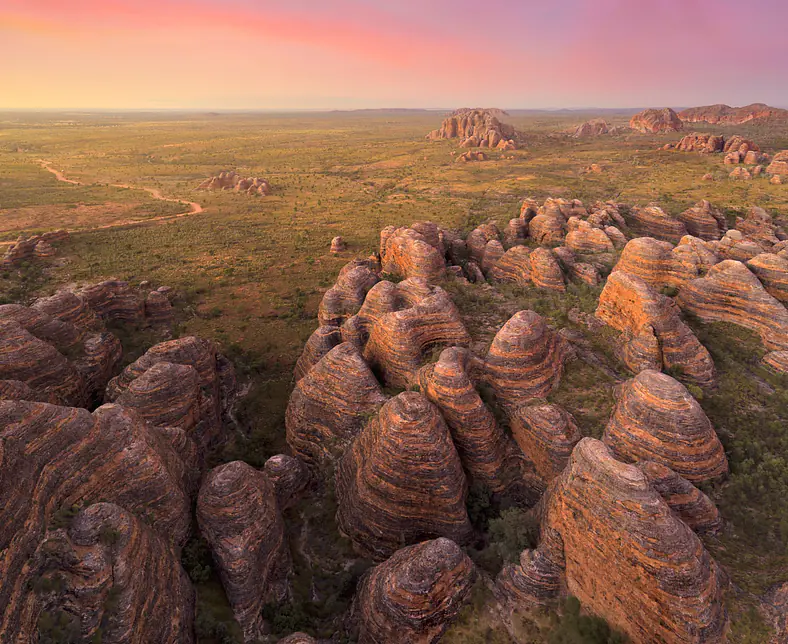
[497,438,728,644]
[603,370,728,483]
[380,225,445,282]
[427,108,520,149]
[198,171,271,195]
[335,392,472,560]
[197,461,290,642]
[483,311,573,413]
[573,119,609,137]
[263,454,310,510]
[286,342,387,467]
[510,404,581,483]
[33,289,103,333]
[294,325,343,381]
[318,260,380,327]
[673,133,725,153]
[630,108,683,133]
[354,538,476,644]
[627,206,687,243]
[613,237,699,289]
[747,253,788,303]
[767,151,788,176]
[2,230,69,268]
[677,201,727,241]
[78,280,144,323]
[596,271,716,387]
[678,103,788,125]
[529,248,566,292]
[331,236,347,253]
[677,260,788,351]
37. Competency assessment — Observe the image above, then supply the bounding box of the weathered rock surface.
[677,260,788,351]
[627,206,687,243]
[354,538,476,644]
[456,149,487,162]
[613,237,698,289]
[78,280,145,322]
[736,207,783,248]
[331,236,347,253]
[35,502,195,644]
[318,260,380,327]
[263,454,310,510]
[380,225,445,282]
[336,392,472,560]
[747,253,788,303]
[528,213,566,245]
[596,271,716,387]
[497,438,728,644]
[573,119,608,137]
[294,325,343,381]
[565,219,614,254]
[2,230,69,268]
[197,461,290,642]
[489,246,531,286]
[767,151,788,176]
[144,290,174,328]
[483,311,573,412]
[466,223,500,265]
[673,133,725,153]
[198,170,271,195]
[529,248,566,292]
[603,370,728,482]
[33,289,103,333]
[763,350,788,374]
[679,103,788,125]
[677,201,727,241]
[428,108,520,149]
[286,342,387,466]
[637,461,722,534]
[630,107,684,133]
[510,404,581,483]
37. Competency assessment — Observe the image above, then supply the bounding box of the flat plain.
[2,109,788,642]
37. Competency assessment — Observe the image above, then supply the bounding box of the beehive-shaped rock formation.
[318,260,380,327]
[497,438,728,644]
[197,461,290,642]
[294,325,343,381]
[603,371,728,483]
[674,133,725,153]
[78,280,144,322]
[33,289,103,333]
[677,260,788,351]
[747,253,788,303]
[286,342,387,466]
[613,237,699,289]
[627,206,688,243]
[629,107,684,133]
[489,245,531,286]
[510,404,582,483]
[198,171,271,195]
[483,311,573,412]
[380,226,445,282]
[263,454,310,510]
[466,223,500,265]
[767,150,788,176]
[677,201,727,241]
[355,538,476,644]
[427,108,519,149]
[335,392,472,560]
[529,248,566,292]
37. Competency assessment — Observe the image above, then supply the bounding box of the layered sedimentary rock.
[677,260,788,351]
[34,502,195,644]
[603,370,728,483]
[427,108,520,149]
[497,438,728,644]
[715,229,766,262]
[729,167,752,180]
[263,454,310,510]
[361,279,470,387]
[456,149,487,162]
[78,280,144,322]
[0,379,53,402]
[573,119,609,137]
[318,260,380,327]
[106,336,234,449]
[528,213,566,245]
[76,331,123,406]
[596,271,716,387]
[2,230,69,268]
[529,248,566,292]
[197,462,290,642]
[417,347,524,494]
[504,218,529,247]
[294,325,343,381]
[736,207,783,248]
[466,223,500,265]
[198,170,271,195]
[355,538,476,644]
[677,201,727,241]
[613,237,698,289]
[0,400,196,642]
[33,289,102,333]
[380,226,445,282]
[278,635,317,644]
[144,290,174,327]
[629,107,683,133]
[511,404,581,483]
[481,240,505,275]
[763,350,788,374]
[489,246,531,286]
[483,311,573,412]
[0,303,82,350]
[673,133,725,153]
[679,103,788,125]
[336,392,472,560]
[565,219,614,254]
[747,253,788,303]
[331,236,347,253]
[767,151,788,176]
[637,461,722,534]
[627,206,688,243]
[286,342,387,466]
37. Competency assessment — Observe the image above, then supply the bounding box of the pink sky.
[1,0,786,109]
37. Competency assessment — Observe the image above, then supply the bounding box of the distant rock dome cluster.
[198,170,271,196]
[427,108,520,150]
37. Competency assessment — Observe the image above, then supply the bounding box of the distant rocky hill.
[427,108,520,150]
[630,107,684,133]
[679,103,788,125]
[198,171,271,196]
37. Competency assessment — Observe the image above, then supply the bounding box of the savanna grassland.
[2,109,788,643]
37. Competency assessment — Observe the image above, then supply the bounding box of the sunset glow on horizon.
[2,0,787,110]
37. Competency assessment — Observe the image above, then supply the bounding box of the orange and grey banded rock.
[417,347,525,494]
[736,207,783,249]
[144,290,174,327]
[529,247,566,292]
[466,223,500,265]
[263,454,310,510]
[528,213,566,245]
[0,303,82,350]
[331,236,347,253]
[198,170,271,195]
[637,461,722,534]
[504,218,529,247]
[715,229,768,262]
[565,219,614,254]
[483,311,573,412]
[603,370,728,483]
[354,538,476,644]
[489,246,532,285]
[335,392,472,560]
[197,461,290,643]
[604,225,628,249]
[568,261,601,286]
[511,404,582,483]
[677,201,727,241]
[497,438,728,644]
[0,379,54,402]
[294,325,343,381]
[613,237,699,289]
[481,239,505,275]
[78,280,145,322]
[277,634,317,644]
[677,259,788,351]
[286,342,387,467]
[596,271,716,387]
[318,260,380,327]
[763,350,788,374]
[0,319,86,407]
[747,253,788,303]
[362,279,470,388]
[75,331,123,405]
[34,502,195,644]
[627,205,688,243]
[380,226,445,282]
[0,400,196,642]
[33,289,103,334]
[675,235,721,272]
